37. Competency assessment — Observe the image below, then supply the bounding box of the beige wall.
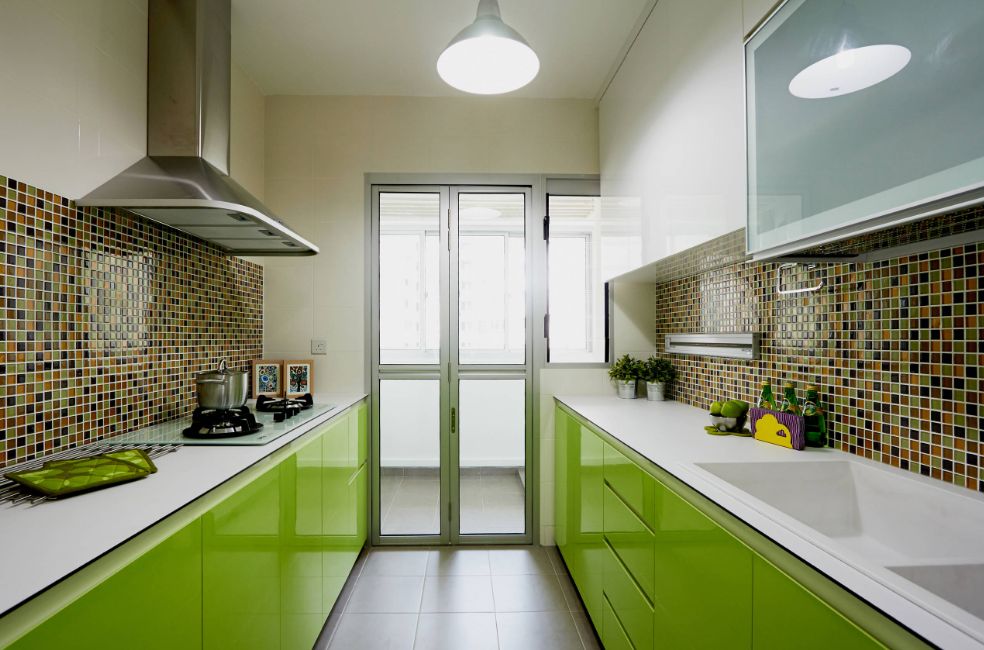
[230,65,266,201]
[0,0,147,198]
[261,95,599,392]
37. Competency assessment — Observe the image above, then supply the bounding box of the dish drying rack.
[0,444,179,506]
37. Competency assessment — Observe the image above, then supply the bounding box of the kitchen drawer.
[602,595,635,650]
[603,484,655,602]
[603,541,654,650]
[604,442,656,530]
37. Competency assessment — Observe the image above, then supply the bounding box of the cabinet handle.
[451,407,456,434]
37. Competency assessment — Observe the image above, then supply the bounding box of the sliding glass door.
[371,185,533,545]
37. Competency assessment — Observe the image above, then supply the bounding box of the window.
[546,194,608,363]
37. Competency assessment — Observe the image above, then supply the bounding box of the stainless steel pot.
[196,359,248,410]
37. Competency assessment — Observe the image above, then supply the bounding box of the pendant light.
[437,0,539,95]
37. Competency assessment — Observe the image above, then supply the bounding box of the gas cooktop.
[111,401,336,446]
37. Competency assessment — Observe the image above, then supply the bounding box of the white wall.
[599,0,747,271]
[0,0,147,198]
[261,95,599,392]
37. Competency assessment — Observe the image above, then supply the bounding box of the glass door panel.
[457,193,526,365]
[378,379,442,536]
[458,379,526,535]
[379,192,442,365]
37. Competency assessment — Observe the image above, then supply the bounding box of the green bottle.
[780,381,801,416]
[758,380,778,411]
[803,384,827,447]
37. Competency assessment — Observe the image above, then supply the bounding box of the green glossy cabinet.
[652,474,752,649]
[203,403,368,650]
[6,402,367,650]
[554,402,914,650]
[9,520,203,650]
[753,557,883,650]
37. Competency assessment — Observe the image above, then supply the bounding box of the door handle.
[451,407,456,434]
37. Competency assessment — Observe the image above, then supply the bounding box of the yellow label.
[754,413,794,449]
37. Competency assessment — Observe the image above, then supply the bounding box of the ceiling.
[231,0,652,99]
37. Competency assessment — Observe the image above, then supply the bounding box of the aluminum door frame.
[449,185,534,545]
[370,182,534,546]
[371,185,451,546]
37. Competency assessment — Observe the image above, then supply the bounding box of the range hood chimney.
[77,0,318,256]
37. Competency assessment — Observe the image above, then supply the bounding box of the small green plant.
[640,356,676,384]
[608,354,642,381]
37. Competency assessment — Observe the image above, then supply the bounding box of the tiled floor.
[317,546,599,650]
[380,468,525,536]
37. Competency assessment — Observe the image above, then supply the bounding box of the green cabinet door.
[10,519,203,650]
[752,557,884,650]
[203,459,284,650]
[554,406,571,563]
[574,424,605,628]
[652,479,753,649]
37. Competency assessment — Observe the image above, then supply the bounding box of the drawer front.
[602,596,635,650]
[603,543,654,650]
[604,443,656,530]
[603,485,655,602]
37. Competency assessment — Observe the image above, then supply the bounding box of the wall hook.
[776,263,826,296]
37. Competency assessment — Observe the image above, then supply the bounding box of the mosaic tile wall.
[1,176,263,468]
[654,226,983,492]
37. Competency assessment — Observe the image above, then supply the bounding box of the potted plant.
[640,356,676,401]
[609,354,642,399]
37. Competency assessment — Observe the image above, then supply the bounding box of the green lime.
[720,402,743,418]
[709,401,724,416]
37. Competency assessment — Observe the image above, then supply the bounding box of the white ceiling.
[231,0,651,99]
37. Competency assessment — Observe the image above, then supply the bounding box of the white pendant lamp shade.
[437,0,539,94]
[789,44,911,99]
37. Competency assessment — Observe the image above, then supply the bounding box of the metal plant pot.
[646,381,667,401]
[616,379,637,399]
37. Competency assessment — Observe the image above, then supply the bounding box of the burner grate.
[0,444,179,506]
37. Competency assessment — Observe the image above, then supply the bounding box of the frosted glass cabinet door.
[746,0,984,257]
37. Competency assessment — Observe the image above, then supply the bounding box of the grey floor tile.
[420,575,495,612]
[491,574,570,612]
[364,549,430,577]
[327,613,418,650]
[346,576,425,613]
[426,548,491,576]
[571,612,602,650]
[489,547,556,575]
[496,611,586,650]
[413,613,499,650]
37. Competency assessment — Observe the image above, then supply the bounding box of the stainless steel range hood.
[77,0,317,256]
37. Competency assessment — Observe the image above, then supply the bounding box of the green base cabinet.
[6,402,368,650]
[752,557,883,650]
[9,519,203,650]
[553,402,927,650]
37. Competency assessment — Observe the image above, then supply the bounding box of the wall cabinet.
[9,402,367,650]
[554,402,924,650]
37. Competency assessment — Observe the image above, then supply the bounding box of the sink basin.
[889,564,984,621]
[697,460,984,567]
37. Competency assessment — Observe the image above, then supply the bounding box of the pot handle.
[216,358,229,373]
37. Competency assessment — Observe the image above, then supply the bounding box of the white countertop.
[0,393,365,617]
[557,395,984,650]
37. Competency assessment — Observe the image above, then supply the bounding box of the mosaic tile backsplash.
[1,176,263,468]
[654,226,983,492]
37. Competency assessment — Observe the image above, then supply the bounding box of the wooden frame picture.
[252,360,283,398]
[285,360,314,397]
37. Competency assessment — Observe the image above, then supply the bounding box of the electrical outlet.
[310,339,327,355]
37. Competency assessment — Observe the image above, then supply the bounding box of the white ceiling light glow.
[437,0,539,95]
[789,44,911,99]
